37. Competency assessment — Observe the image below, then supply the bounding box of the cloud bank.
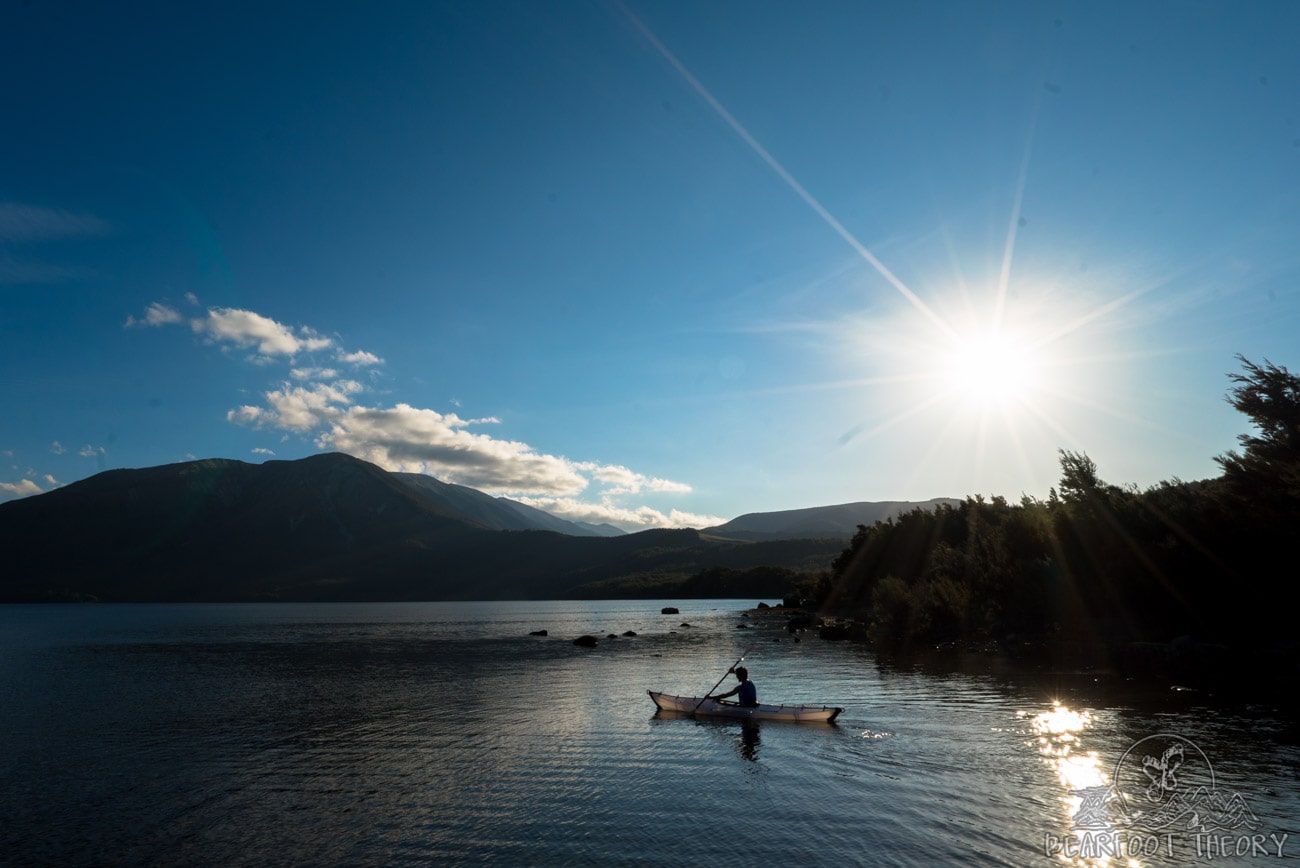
[0,479,43,498]
[133,302,721,529]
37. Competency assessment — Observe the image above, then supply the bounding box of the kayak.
[648,690,843,723]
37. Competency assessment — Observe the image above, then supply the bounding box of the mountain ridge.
[703,498,961,541]
[392,472,621,536]
[0,453,851,602]
[0,453,956,602]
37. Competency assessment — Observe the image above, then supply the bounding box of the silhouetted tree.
[1216,355,1300,505]
[1057,449,1102,501]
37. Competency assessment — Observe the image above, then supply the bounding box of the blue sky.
[2,1,1298,529]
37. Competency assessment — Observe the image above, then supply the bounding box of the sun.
[942,327,1042,410]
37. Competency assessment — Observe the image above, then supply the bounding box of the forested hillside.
[812,357,1300,692]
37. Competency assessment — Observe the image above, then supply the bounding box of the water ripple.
[3,602,1299,866]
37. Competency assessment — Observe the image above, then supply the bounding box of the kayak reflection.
[739,719,760,762]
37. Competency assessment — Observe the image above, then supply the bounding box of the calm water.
[2,601,1297,866]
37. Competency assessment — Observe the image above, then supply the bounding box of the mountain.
[704,498,961,541]
[392,473,623,536]
[568,520,625,538]
[0,453,480,601]
[0,453,844,602]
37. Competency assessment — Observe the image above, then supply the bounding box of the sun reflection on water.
[1021,701,1131,867]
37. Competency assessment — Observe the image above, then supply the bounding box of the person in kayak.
[713,666,757,707]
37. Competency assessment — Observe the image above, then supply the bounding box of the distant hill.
[565,520,626,538]
[0,453,479,601]
[393,473,622,536]
[0,453,843,602]
[704,498,960,541]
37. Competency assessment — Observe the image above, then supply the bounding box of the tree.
[1057,450,1101,501]
[1216,355,1300,503]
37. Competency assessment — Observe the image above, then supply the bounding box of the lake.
[2,600,1296,866]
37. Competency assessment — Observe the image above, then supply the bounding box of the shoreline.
[745,604,1300,716]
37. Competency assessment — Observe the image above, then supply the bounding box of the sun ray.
[620,2,954,339]
[1030,275,1178,352]
[999,402,1042,492]
[622,4,1209,506]
[995,94,1040,329]
[1036,383,1168,432]
[856,391,951,440]
[901,410,974,494]
[937,218,979,322]
[972,405,993,485]
[724,371,939,401]
[1020,400,1084,454]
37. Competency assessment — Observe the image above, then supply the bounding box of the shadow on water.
[651,712,765,763]
[870,642,1300,721]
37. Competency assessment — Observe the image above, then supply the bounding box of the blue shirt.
[738,680,757,707]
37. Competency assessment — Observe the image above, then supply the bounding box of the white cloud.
[581,463,694,496]
[136,299,710,528]
[664,508,725,528]
[79,445,105,457]
[290,367,339,381]
[229,388,705,516]
[147,303,184,326]
[227,380,362,432]
[125,302,184,328]
[312,403,591,495]
[131,302,393,372]
[43,474,61,486]
[50,441,66,455]
[0,479,43,498]
[514,495,723,531]
[227,378,701,516]
[251,447,275,456]
[227,406,267,426]
[193,307,333,358]
[652,479,694,493]
[338,349,383,366]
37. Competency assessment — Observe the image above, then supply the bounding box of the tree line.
[800,356,1299,672]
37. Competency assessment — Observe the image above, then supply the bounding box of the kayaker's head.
[733,666,748,682]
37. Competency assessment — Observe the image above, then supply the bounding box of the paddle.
[692,643,756,717]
